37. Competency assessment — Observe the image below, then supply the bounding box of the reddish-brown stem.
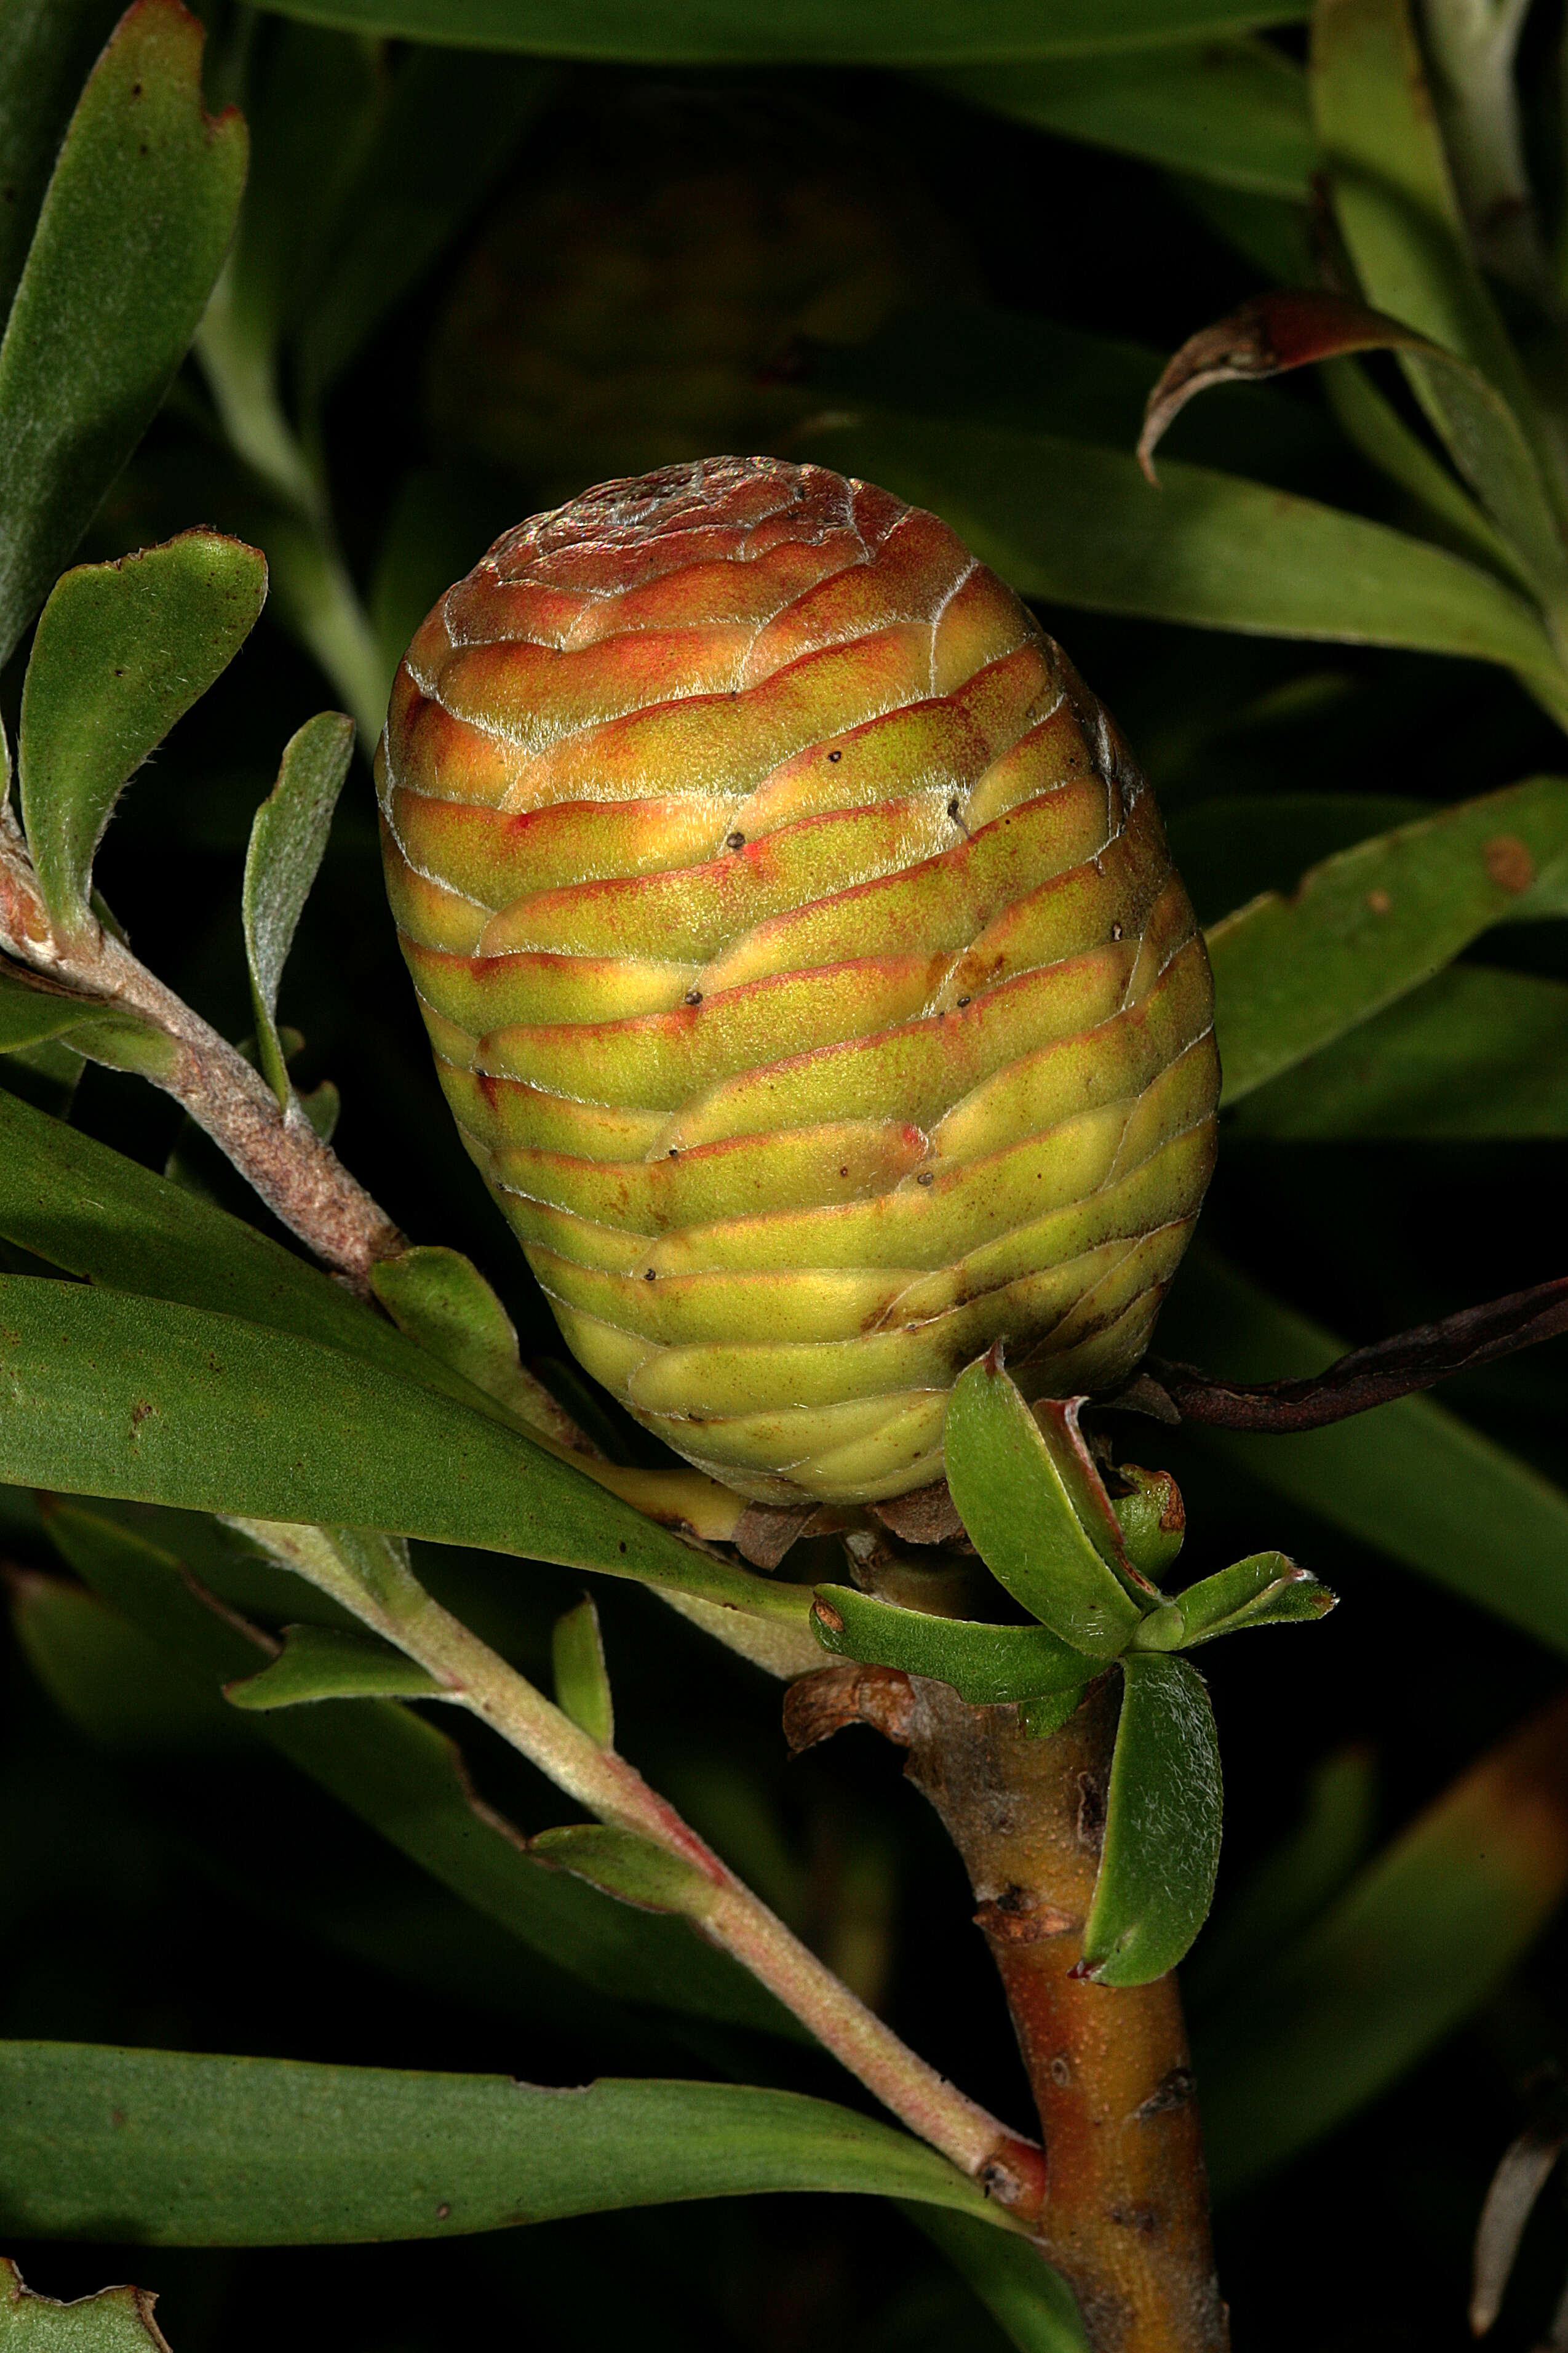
[791,1665,1227,2352]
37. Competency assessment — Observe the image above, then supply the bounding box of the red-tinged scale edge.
[378,457,1219,1505]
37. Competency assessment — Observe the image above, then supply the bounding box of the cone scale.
[378,457,1219,1505]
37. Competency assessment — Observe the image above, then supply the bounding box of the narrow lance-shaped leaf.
[1311,0,1568,545]
[0,0,249,666]
[934,38,1315,200]
[1080,1653,1222,1987]
[225,1622,445,1709]
[810,1583,1092,1706]
[1232,964,1568,1141]
[0,2042,1008,2244]
[1196,1689,1568,2198]
[531,1826,716,1919]
[18,532,268,942]
[944,1353,1145,1658]
[0,1272,808,1623]
[0,0,126,322]
[903,2207,1091,2353]
[41,1500,792,2033]
[808,417,1568,727]
[1139,290,1568,613]
[1207,777,1568,1103]
[242,709,354,1105]
[552,1596,613,1746]
[1,2258,172,2352]
[252,0,1310,70]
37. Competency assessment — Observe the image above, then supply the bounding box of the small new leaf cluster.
[810,1344,1335,1986]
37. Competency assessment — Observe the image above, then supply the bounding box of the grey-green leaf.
[1080,1653,1223,1986]
[225,1621,444,1709]
[0,0,125,324]
[19,533,268,939]
[552,1597,613,1745]
[1207,777,1568,1103]
[806,416,1568,725]
[0,2256,171,2351]
[0,0,249,666]
[242,709,354,1105]
[0,2042,1005,2240]
[944,1356,1144,1658]
[810,1583,1095,1705]
[0,1272,806,1624]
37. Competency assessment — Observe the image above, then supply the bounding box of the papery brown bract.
[378,456,1218,1503]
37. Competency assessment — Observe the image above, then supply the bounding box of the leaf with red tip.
[1139,293,1568,612]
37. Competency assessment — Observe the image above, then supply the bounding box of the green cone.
[378,456,1219,1504]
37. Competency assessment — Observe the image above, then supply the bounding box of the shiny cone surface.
[378,458,1219,1504]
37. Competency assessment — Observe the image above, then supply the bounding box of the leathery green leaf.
[1208,778,1568,1103]
[0,0,249,666]
[552,1596,613,1746]
[0,2042,1006,2242]
[903,2208,1091,2353]
[934,39,1315,199]
[0,1274,807,1623]
[531,1826,717,1919]
[225,1622,445,1709]
[807,416,1568,724]
[255,0,1308,70]
[944,1356,1145,1657]
[1080,1654,1223,1986]
[39,1501,794,2033]
[242,710,354,1106]
[1311,0,1568,545]
[7,1568,244,1754]
[1197,1692,1568,2197]
[0,1085,619,1448]
[19,534,268,939]
[0,2257,170,2351]
[0,0,125,323]
[370,1244,584,1448]
[1158,1247,1568,1655]
[1230,964,1568,1138]
[810,1584,1093,1705]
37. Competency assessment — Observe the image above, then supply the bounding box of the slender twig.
[228,1517,1045,2218]
[1144,1274,1568,1434]
[0,805,402,1283]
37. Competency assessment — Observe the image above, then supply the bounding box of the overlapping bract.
[378,457,1218,1504]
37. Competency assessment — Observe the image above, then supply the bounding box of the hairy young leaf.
[242,709,354,1105]
[1158,1552,1336,1646]
[809,1584,1093,1704]
[945,1356,1145,1656]
[531,1826,717,1919]
[0,2258,171,2351]
[225,1621,444,1709]
[552,1597,613,1746]
[1206,777,1568,1102]
[370,1244,584,1450]
[1080,1653,1223,1986]
[0,0,125,322]
[0,0,248,666]
[0,2043,1005,2240]
[19,533,268,938]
